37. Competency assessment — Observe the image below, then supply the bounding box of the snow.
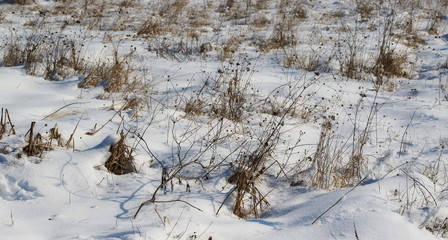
[0,0,447,239]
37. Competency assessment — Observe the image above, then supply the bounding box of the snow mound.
[0,174,41,201]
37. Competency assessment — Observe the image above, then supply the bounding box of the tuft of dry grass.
[137,16,168,38]
[211,60,253,122]
[355,1,377,22]
[426,217,448,238]
[23,122,52,158]
[227,121,281,218]
[105,133,136,175]
[4,0,33,5]
[282,50,325,72]
[184,98,206,116]
[308,117,344,190]
[374,49,409,80]
[79,48,138,93]
[2,36,25,67]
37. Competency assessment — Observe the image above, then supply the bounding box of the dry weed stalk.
[309,117,346,190]
[336,21,369,80]
[2,30,25,67]
[426,217,448,237]
[3,30,86,80]
[105,133,136,175]
[134,118,232,218]
[227,141,274,218]
[282,49,330,72]
[0,108,16,140]
[211,59,254,121]
[219,78,310,218]
[23,122,52,157]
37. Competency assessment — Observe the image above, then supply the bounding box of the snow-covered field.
[0,0,447,239]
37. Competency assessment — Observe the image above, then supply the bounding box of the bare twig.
[311,176,367,224]
[66,114,83,149]
[134,198,202,219]
[42,102,82,120]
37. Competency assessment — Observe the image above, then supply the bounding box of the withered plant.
[79,47,139,94]
[336,21,369,80]
[2,29,86,81]
[4,0,33,4]
[371,8,411,86]
[218,76,312,219]
[23,122,52,158]
[226,129,278,218]
[308,117,347,190]
[134,117,236,218]
[105,133,136,175]
[2,29,25,67]
[0,108,16,140]
[211,59,254,122]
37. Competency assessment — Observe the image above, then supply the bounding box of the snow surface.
[0,0,447,239]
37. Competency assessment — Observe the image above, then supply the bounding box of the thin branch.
[216,187,237,216]
[42,102,82,120]
[134,198,202,219]
[312,176,366,224]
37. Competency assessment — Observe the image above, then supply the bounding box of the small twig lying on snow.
[10,209,14,226]
[86,106,124,135]
[216,187,237,216]
[134,198,202,218]
[401,169,437,206]
[311,176,366,225]
[42,102,82,120]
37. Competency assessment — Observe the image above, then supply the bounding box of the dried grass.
[105,134,136,175]
[211,61,253,122]
[227,123,280,218]
[282,50,324,72]
[309,118,345,190]
[374,49,409,80]
[79,48,139,93]
[23,122,52,158]
[137,16,168,38]
[184,99,206,116]
[4,0,33,5]
[426,217,448,237]
[2,39,25,67]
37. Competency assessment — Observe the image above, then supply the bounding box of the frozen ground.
[0,0,447,239]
